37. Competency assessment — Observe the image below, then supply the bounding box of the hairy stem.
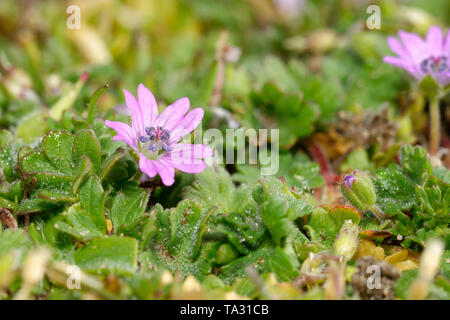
[429,97,440,156]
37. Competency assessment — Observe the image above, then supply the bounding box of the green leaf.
[374,164,416,215]
[415,184,449,224]
[261,196,292,246]
[268,247,299,281]
[168,200,213,260]
[73,129,102,175]
[100,151,137,185]
[305,207,337,246]
[42,130,74,175]
[233,153,324,192]
[15,111,48,143]
[110,185,150,232]
[213,201,265,255]
[54,203,105,241]
[400,145,432,185]
[329,206,361,230]
[0,197,15,210]
[18,197,65,213]
[0,229,32,256]
[79,176,107,233]
[20,151,58,174]
[433,166,450,184]
[74,236,138,275]
[144,202,216,279]
[394,269,419,300]
[72,156,94,194]
[183,166,242,214]
[220,246,273,283]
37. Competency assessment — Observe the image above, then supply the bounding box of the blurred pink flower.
[384,26,450,87]
[106,84,213,186]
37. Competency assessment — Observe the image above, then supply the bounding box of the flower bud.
[341,171,376,211]
[333,220,360,262]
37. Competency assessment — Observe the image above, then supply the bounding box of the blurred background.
[0,0,449,163]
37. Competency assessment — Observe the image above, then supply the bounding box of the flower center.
[420,56,448,74]
[138,126,172,160]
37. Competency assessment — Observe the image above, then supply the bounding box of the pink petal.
[426,26,444,55]
[152,160,175,186]
[105,120,137,149]
[137,84,158,128]
[383,56,417,75]
[167,143,213,160]
[164,158,207,173]
[139,155,157,178]
[387,36,411,62]
[398,30,428,64]
[161,144,212,173]
[155,97,190,132]
[444,28,450,57]
[123,89,144,136]
[169,108,204,143]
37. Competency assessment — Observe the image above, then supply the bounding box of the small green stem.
[429,97,440,156]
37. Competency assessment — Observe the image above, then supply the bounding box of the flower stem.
[429,97,440,156]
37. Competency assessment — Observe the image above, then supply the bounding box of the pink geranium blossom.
[106,84,213,186]
[384,26,450,87]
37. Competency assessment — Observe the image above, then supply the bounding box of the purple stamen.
[162,144,172,151]
[160,130,170,141]
[149,145,157,152]
[420,56,448,73]
[145,127,155,135]
[139,136,148,143]
[344,174,355,189]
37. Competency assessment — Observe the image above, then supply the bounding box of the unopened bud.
[341,171,376,211]
[333,220,360,261]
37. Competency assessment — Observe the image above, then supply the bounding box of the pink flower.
[106,84,213,186]
[384,26,450,87]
